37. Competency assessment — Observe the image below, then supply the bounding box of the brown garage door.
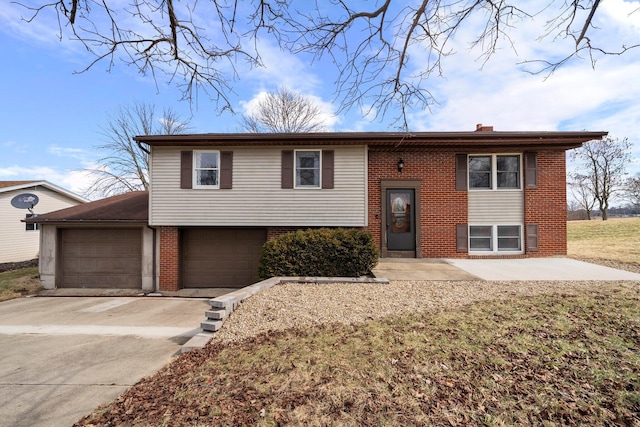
[181,228,267,288]
[59,228,142,289]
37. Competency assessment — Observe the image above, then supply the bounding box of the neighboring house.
[0,181,87,263]
[29,125,606,291]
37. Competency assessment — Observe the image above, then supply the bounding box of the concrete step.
[181,332,215,353]
[205,308,229,321]
[201,319,223,332]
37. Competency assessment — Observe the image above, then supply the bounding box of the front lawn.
[77,285,640,426]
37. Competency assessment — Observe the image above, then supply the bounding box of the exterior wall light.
[397,158,405,173]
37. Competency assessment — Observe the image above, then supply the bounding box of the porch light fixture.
[397,158,405,173]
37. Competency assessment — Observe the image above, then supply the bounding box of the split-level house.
[30,125,606,291]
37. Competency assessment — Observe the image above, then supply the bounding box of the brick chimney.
[475,123,494,132]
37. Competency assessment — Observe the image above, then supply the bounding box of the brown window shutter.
[220,151,233,189]
[456,224,468,252]
[526,224,539,251]
[322,150,334,189]
[455,154,467,191]
[180,151,193,189]
[281,150,294,189]
[524,152,538,189]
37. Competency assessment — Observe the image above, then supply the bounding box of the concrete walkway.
[373,257,640,281]
[0,296,209,427]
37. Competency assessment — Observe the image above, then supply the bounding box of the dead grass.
[568,217,640,266]
[0,267,41,302]
[77,285,640,426]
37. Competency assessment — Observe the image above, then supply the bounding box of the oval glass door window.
[390,193,410,233]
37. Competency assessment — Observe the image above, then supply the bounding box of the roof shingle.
[27,191,148,223]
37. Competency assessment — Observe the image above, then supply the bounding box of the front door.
[386,189,416,253]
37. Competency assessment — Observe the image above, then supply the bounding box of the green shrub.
[258,228,379,280]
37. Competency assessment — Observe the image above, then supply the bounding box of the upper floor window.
[295,150,321,188]
[193,150,219,188]
[469,154,520,190]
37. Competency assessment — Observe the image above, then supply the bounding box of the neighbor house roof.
[0,180,88,203]
[134,127,608,151]
[26,191,148,224]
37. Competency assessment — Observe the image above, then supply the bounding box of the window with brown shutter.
[524,152,538,189]
[281,150,294,189]
[180,151,193,189]
[526,224,539,251]
[455,154,467,191]
[456,224,468,252]
[220,151,233,189]
[322,150,334,189]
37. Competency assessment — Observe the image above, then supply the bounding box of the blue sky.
[1,0,639,198]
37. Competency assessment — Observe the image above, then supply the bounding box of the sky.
[1,0,639,200]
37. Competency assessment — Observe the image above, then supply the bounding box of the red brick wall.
[158,226,179,291]
[368,151,468,258]
[369,149,568,258]
[524,151,568,256]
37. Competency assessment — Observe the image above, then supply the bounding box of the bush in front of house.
[258,228,379,280]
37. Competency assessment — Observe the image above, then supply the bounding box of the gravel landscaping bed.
[212,279,639,344]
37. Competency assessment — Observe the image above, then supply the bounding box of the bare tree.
[568,172,596,220]
[240,88,328,133]
[569,137,632,220]
[14,1,640,125]
[83,102,190,198]
[624,173,640,207]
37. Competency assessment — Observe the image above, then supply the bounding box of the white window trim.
[468,224,524,255]
[193,150,220,189]
[468,154,522,191]
[294,149,322,190]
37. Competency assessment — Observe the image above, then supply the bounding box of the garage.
[58,228,142,289]
[181,228,267,288]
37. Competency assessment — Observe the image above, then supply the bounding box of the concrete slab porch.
[372,258,480,281]
[373,257,640,281]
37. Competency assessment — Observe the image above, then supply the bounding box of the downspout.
[147,225,158,293]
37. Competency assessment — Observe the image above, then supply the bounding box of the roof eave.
[134,131,608,149]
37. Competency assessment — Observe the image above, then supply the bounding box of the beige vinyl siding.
[0,188,83,262]
[468,190,523,224]
[150,146,367,226]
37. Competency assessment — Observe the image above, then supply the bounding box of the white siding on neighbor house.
[0,188,83,263]
[150,146,368,227]
[468,190,523,224]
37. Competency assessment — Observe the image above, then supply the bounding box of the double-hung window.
[295,150,321,188]
[469,225,522,253]
[193,150,220,188]
[469,154,521,190]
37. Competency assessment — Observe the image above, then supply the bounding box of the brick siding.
[158,226,179,291]
[524,151,568,256]
[369,149,568,258]
[368,150,468,258]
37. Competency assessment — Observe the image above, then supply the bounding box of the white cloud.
[48,146,93,161]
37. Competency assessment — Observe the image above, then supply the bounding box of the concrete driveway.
[0,296,209,427]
